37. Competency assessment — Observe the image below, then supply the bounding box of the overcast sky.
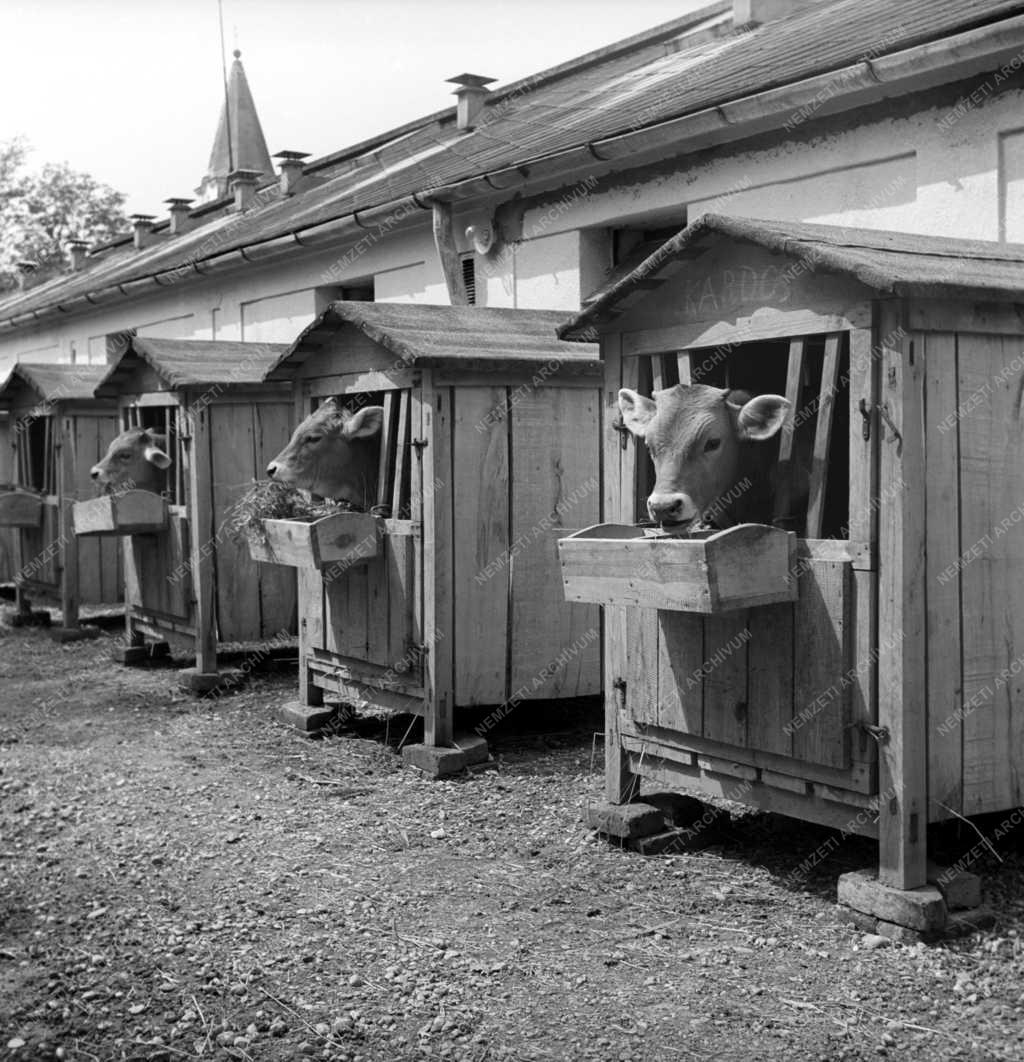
[0,0,712,216]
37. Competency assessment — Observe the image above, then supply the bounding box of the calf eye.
[304,435,323,445]
[117,452,132,461]
[703,438,721,453]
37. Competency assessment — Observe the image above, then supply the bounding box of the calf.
[266,398,383,505]
[91,428,172,495]
[618,384,789,529]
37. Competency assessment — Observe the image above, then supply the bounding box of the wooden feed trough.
[558,214,1024,926]
[262,302,603,764]
[90,335,298,690]
[0,363,122,634]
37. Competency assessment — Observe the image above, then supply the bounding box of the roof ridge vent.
[130,214,158,251]
[274,150,311,197]
[165,198,195,236]
[733,0,811,26]
[447,73,496,131]
[66,239,89,272]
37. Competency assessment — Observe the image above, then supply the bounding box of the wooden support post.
[805,333,842,538]
[431,200,470,307]
[603,333,640,803]
[848,326,880,784]
[297,567,324,708]
[57,415,79,629]
[392,391,410,518]
[420,371,454,746]
[185,404,218,676]
[877,301,928,890]
[774,337,806,528]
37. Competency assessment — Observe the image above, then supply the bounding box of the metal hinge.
[611,415,630,451]
[861,722,890,744]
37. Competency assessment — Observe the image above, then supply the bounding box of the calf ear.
[343,405,384,439]
[618,389,657,437]
[735,394,790,441]
[143,444,172,469]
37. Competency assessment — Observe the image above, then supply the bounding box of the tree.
[0,138,128,293]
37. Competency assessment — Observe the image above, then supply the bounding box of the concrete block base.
[276,700,340,734]
[401,743,469,778]
[585,800,665,841]
[453,732,490,766]
[178,668,245,696]
[114,641,170,666]
[838,868,947,932]
[927,861,983,910]
[9,609,51,628]
[50,626,103,644]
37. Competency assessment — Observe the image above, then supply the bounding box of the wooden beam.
[420,371,454,746]
[773,337,806,527]
[185,404,218,675]
[805,333,842,537]
[57,415,79,630]
[431,200,469,306]
[877,301,928,890]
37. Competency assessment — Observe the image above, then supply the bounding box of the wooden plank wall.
[956,332,1024,815]
[451,387,509,704]
[923,333,963,817]
[68,413,124,605]
[509,387,602,701]
[207,399,298,644]
[0,416,16,583]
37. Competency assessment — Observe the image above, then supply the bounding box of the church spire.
[196,50,274,205]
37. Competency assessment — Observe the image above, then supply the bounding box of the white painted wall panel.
[240,289,316,343]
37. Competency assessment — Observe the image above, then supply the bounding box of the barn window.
[461,255,477,305]
[312,389,413,518]
[16,414,55,494]
[628,334,850,539]
[123,402,185,506]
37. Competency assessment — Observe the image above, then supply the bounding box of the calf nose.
[90,467,100,480]
[647,492,696,526]
[266,462,278,478]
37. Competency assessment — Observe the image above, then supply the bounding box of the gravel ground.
[1,621,1023,1062]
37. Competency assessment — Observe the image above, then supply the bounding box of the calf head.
[618,384,789,528]
[91,428,172,494]
[266,398,383,504]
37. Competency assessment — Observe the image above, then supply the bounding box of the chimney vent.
[228,169,262,211]
[131,214,157,250]
[66,239,89,272]
[447,73,496,131]
[165,197,195,236]
[733,0,808,26]
[274,151,311,197]
[16,261,38,291]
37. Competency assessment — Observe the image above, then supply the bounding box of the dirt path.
[1,623,1023,1062]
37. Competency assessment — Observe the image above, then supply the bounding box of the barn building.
[0,1,1022,372]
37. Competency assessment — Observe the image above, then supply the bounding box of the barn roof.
[2,0,1021,330]
[95,337,288,397]
[0,362,108,406]
[559,214,1024,339]
[265,302,600,379]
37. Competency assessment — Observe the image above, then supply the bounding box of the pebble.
[862,934,891,950]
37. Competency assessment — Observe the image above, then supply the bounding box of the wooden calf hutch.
[81,337,298,690]
[559,214,1024,931]
[260,302,602,770]
[0,363,122,636]
[0,409,16,584]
